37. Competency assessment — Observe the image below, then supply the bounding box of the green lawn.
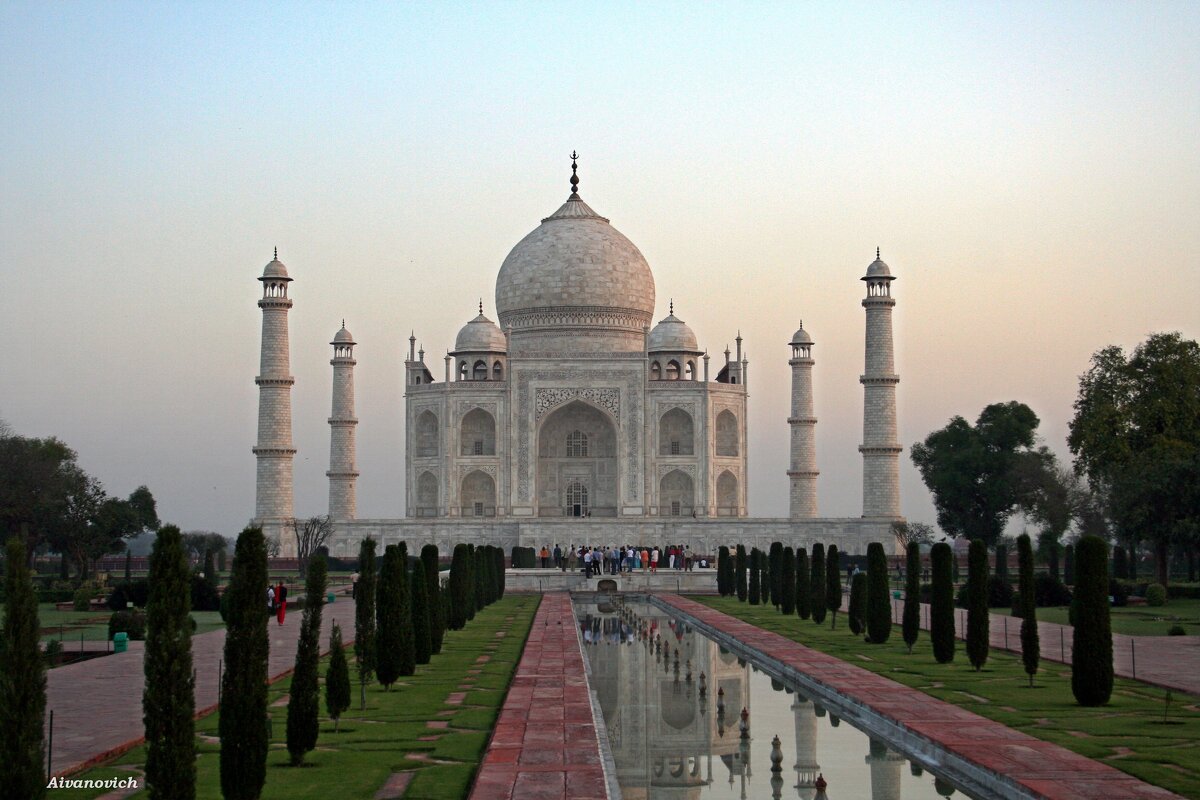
[692,595,1200,799]
[994,598,1200,637]
[51,593,539,799]
[39,604,226,645]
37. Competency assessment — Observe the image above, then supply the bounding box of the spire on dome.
[876,246,880,259]
[569,150,580,199]
[479,298,483,315]
[274,246,278,260]
[669,298,673,315]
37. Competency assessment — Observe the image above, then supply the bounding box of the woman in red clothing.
[275,580,288,625]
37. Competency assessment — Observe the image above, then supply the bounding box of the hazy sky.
[2,2,1197,537]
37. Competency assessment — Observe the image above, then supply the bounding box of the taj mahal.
[252,155,903,558]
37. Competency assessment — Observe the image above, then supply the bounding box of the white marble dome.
[648,312,700,353]
[453,312,506,353]
[261,255,290,281]
[789,323,813,345]
[494,195,656,332]
[864,251,893,280]
[332,324,355,344]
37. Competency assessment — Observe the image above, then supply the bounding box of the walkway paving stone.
[660,594,1182,800]
[470,592,607,800]
[45,594,356,777]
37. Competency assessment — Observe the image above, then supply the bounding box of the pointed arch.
[717,470,738,515]
[715,409,739,456]
[658,408,694,455]
[460,469,496,517]
[659,469,694,517]
[416,410,439,457]
[416,471,439,516]
[460,407,496,455]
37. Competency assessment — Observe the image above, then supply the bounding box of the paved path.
[660,594,1183,800]
[46,594,357,777]
[890,597,1200,695]
[470,592,608,800]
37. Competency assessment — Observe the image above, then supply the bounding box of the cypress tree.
[1,537,46,800]
[203,548,217,589]
[994,543,1007,582]
[410,561,432,665]
[420,545,445,654]
[219,527,269,800]
[966,539,989,671]
[1063,544,1075,585]
[769,541,783,610]
[825,544,841,629]
[930,542,955,664]
[492,546,504,601]
[325,622,351,733]
[847,572,867,635]
[1113,545,1128,581]
[125,550,133,583]
[761,556,772,606]
[1072,536,1113,706]
[748,548,761,605]
[866,541,891,644]
[449,544,470,629]
[396,543,415,677]
[354,538,378,709]
[1017,533,1039,687]
[780,546,796,615]
[376,544,403,689]
[722,546,735,596]
[143,525,195,798]
[470,544,482,616]
[810,544,826,625]
[1047,542,1060,581]
[796,547,810,620]
[716,546,729,595]
[735,545,748,602]
[902,542,920,654]
[286,555,327,765]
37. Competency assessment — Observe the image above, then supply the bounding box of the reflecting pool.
[576,600,978,800]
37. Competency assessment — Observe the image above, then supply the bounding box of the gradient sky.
[2,2,1197,537]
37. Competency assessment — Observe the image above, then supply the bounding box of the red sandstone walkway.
[45,595,356,777]
[659,594,1182,800]
[470,592,608,800]
[890,597,1200,695]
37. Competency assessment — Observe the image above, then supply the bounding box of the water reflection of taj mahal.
[579,602,928,800]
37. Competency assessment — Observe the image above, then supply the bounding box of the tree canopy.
[1068,332,1200,585]
[911,401,1049,546]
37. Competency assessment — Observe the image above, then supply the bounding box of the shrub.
[286,556,326,766]
[735,545,747,602]
[1,537,46,799]
[1146,583,1167,607]
[748,549,761,605]
[810,544,826,625]
[769,542,783,609]
[1017,533,1039,687]
[325,623,351,732]
[795,548,810,620]
[780,547,796,615]
[410,561,432,665]
[355,538,378,706]
[957,575,1015,609]
[1072,536,1113,706]
[866,542,890,644]
[994,543,1008,581]
[107,584,129,612]
[420,544,445,656]
[108,609,146,641]
[1063,544,1075,585]
[825,545,841,629]
[966,539,989,671]
[717,546,730,596]
[1035,574,1072,607]
[1113,546,1128,580]
[1109,579,1130,608]
[190,573,221,612]
[930,543,955,663]
[1168,625,1186,636]
[72,585,92,612]
[847,573,867,635]
[902,542,920,654]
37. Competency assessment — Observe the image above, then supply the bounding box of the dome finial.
[569,150,580,198]
[479,298,483,315]
[341,318,345,328]
[669,298,673,315]
[274,246,278,260]
[876,246,880,260]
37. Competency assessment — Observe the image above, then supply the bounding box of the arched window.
[565,481,589,517]
[493,361,504,380]
[716,410,739,456]
[416,471,439,516]
[650,362,662,381]
[666,360,681,380]
[458,361,468,381]
[566,430,589,457]
[686,360,697,380]
[472,360,487,380]
[416,411,439,457]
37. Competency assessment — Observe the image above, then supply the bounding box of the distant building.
[252,156,902,557]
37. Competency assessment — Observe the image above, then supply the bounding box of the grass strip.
[691,595,1200,799]
[52,594,539,800]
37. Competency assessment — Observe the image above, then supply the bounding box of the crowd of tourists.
[536,543,706,576]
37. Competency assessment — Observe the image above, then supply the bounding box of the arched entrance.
[536,400,618,517]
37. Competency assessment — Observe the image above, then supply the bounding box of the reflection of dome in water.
[660,680,695,730]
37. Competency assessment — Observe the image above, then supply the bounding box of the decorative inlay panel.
[535,387,620,421]
[657,463,697,480]
[459,464,498,480]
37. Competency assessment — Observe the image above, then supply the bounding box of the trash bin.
[113,632,128,653]
[327,593,336,604]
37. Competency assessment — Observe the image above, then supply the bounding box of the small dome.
[260,253,291,281]
[453,312,506,353]
[332,324,354,345]
[648,311,699,353]
[790,323,813,346]
[863,249,894,281]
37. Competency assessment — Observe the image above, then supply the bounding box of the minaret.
[865,738,904,800]
[327,321,359,521]
[792,697,820,800]
[788,323,818,518]
[253,249,297,540]
[860,249,901,518]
